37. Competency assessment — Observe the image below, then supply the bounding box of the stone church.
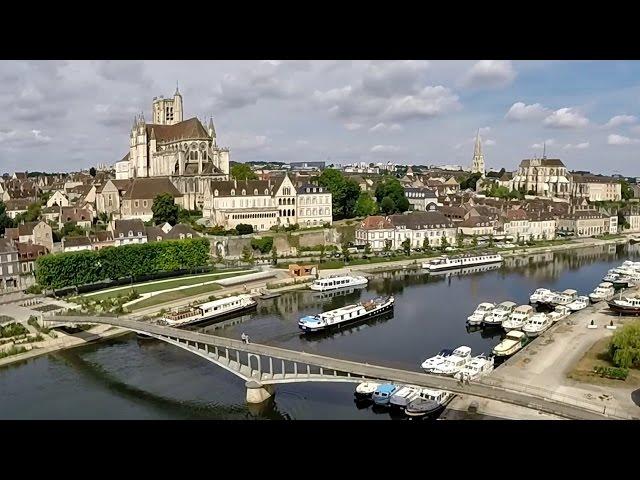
[115,87,230,210]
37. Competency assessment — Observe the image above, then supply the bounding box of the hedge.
[35,237,211,289]
[592,366,629,380]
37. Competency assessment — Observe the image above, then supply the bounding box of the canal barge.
[405,389,454,418]
[309,275,368,292]
[158,294,257,328]
[298,296,394,333]
[422,253,503,272]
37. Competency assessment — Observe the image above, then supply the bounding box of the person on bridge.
[241,332,248,343]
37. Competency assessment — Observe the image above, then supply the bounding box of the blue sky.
[0,60,639,176]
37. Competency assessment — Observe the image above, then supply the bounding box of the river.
[1,243,638,419]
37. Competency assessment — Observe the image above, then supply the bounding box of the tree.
[341,242,351,263]
[488,232,495,247]
[151,193,179,225]
[236,223,254,235]
[319,244,326,263]
[0,201,15,235]
[379,196,396,215]
[422,237,430,251]
[178,208,192,225]
[14,203,41,224]
[318,168,361,219]
[364,242,372,256]
[271,243,278,265]
[354,191,378,217]
[440,235,449,252]
[61,222,86,237]
[89,167,97,177]
[618,212,630,230]
[459,172,482,191]
[620,180,634,201]
[471,234,478,248]
[241,245,254,264]
[401,238,411,256]
[456,231,465,249]
[374,176,409,214]
[231,163,258,181]
[250,236,273,253]
[384,239,393,254]
[609,321,640,368]
[541,231,547,241]
[216,250,224,265]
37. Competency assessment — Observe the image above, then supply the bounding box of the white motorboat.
[389,385,421,410]
[483,301,517,327]
[421,348,454,373]
[432,346,472,376]
[423,253,503,271]
[298,296,394,332]
[467,302,496,326]
[492,330,528,357]
[354,381,380,399]
[553,289,578,307]
[529,288,551,305]
[158,294,257,327]
[539,290,560,306]
[309,274,368,292]
[453,354,494,381]
[607,295,640,315]
[502,305,534,332]
[405,389,454,418]
[522,312,552,337]
[567,295,589,312]
[589,282,615,303]
[603,271,620,283]
[548,305,572,323]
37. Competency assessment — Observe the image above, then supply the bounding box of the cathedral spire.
[208,116,216,138]
[472,129,485,177]
[175,81,181,97]
[474,129,482,158]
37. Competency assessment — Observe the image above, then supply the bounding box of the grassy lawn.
[568,336,640,387]
[129,283,223,311]
[84,269,254,301]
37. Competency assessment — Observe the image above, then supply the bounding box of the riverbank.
[0,325,130,368]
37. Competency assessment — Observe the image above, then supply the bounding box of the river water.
[1,243,638,420]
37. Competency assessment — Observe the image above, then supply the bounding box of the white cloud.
[462,60,517,89]
[531,139,556,149]
[485,139,496,146]
[603,115,637,128]
[379,86,461,121]
[344,123,363,131]
[369,122,404,133]
[389,123,403,131]
[543,108,589,129]
[505,102,549,121]
[0,128,52,148]
[371,144,402,154]
[607,134,640,145]
[563,142,590,149]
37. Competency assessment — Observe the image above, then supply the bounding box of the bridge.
[49,315,629,419]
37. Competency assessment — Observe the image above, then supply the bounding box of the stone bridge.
[49,315,629,419]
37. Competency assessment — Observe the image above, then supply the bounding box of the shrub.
[251,236,274,254]
[26,284,42,294]
[608,321,640,368]
[0,323,29,338]
[236,224,254,235]
[593,366,629,380]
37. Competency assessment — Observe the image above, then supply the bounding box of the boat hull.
[167,302,257,328]
[428,258,502,272]
[309,279,368,291]
[607,301,640,315]
[299,301,394,333]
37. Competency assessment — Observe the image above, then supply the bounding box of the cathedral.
[115,87,230,210]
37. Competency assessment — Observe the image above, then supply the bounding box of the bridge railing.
[478,376,634,419]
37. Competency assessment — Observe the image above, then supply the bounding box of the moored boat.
[431,346,472,376]
[421,348,454,373]
[607,295,640,315]
[298,296,394,333]
[422,253,503,271]
[502,305,533,332]
[589,282,615,303]
[548,305,572,322]
[453,354,494,381]
[309,274,368,292]
[372,383,400,406]
[405,389,454,418]
[157,294,257,328]
[467,302,496,326]
[522,312,552,337]
[389,385,421,410]
[492,330,527,357]
[529,288,551,305]
[483,301,517,327]
[567,295,589,312]
[355,381,380,399]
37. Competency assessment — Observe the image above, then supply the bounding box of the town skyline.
[1,60,640,176]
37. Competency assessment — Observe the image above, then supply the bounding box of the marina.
[2,243,640,419]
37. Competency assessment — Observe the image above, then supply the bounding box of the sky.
[1,60,640,176]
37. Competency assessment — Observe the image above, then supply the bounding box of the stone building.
[570,173,622,201]
[511,157,571,198]
[296,184,333,227]
[4,221,54,253]
[0,238,20,290]
[404,187,441,212]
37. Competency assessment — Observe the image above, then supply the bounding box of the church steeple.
[472,129,485,177]
[175,81,181,97]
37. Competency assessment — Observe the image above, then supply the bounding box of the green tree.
[250,236,273,253]
[14,203,41,224]
[618,212,630,230]
[422,237,430,251]
[401,238,411,256]
[271,243,278,265]
[0,201,15,235]
[151,193,180,225]
[459,172,482,190]
[541,231,547,241]
[379,196,396,215]
[236,223,254,235]
[231,163,258,181]
[354,191,378,217]
[374,176,409,214]
[609,321,640,368]
[318,169,361,219]
[440,235,449,252]
[61,222,86,237]
[456,231,464,249]
[319,244,326,263]
[241,245,254,264]
[178,207,192,225]
[341,242,351,263]
[364,242,372,256]
[620,180,634,201]
[384,239,393,254]
[89,167,97,177]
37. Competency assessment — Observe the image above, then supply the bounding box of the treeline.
[35,237,211,289]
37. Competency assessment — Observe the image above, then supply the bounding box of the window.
[135,200,139,207]
[143,200,147,208]
[128,230,133,236]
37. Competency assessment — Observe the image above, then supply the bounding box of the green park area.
[128,283,226,311]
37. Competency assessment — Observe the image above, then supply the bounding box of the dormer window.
[156,236,162,241]
[214,189,219,196]
[119,233,124,238]
[187,233,192,238]
[137,231,142,236]
[254,189,258,195]
[264,189,269,195]
[128,230,133,236]
[231,189,235,196]
[242,189,246,195]
[179,234,185,239]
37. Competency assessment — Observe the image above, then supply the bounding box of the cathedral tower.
[472,129,485,177]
